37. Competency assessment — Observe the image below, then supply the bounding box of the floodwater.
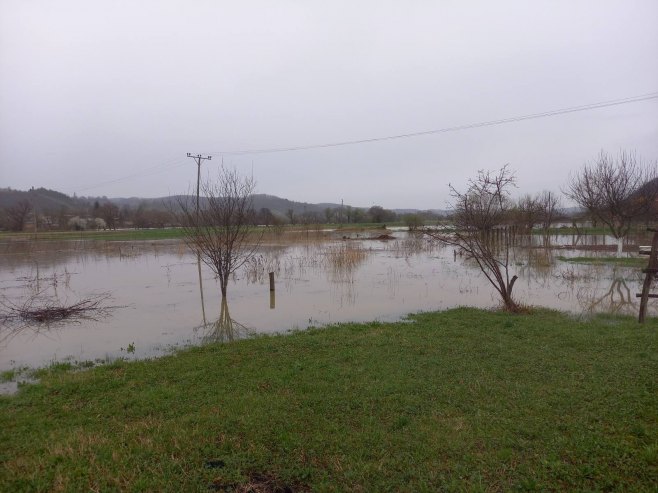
[0,230,655,381]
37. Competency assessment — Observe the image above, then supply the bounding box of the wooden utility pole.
[186,153,212,217]
[187,153,212,326]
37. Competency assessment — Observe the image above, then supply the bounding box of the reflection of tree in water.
[456,234,556,289]
[515,243,554,288]
[197,298,251,344]
[555,264,648,316]
[577,277,637,315]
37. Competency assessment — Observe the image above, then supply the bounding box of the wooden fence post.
[637,229,658,323]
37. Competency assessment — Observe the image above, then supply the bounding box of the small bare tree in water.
[426,165,521,311]
[177,166,261,299]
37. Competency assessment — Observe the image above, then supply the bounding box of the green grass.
[0,370,16,382]
[534,226,614,236]
[1,308,657,492]
[0,224,395,243]
[0,228,188,242]
[557,255,647,267]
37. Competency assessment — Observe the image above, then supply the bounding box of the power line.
[66,91,658,195]
[210,91,658,156]
[70,157,188,195]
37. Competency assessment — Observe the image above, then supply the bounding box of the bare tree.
[4,200,33,232]
[514,194,542,231]
[566,150,658,252]
[285,208,296,225]
[258,207,274,226]
[344,205,353,224]
[537,190,562,233]
[177,166,261,299]
[425,165,521,311]
[324,207,335,224]
[98,202,120,230]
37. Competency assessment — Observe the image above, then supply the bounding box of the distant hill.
[108,194,344,215]
[0,187,77,211]
[393,208,448,216]
[251,194,342,214]
[0,187,450,219]
[0,188,351,216]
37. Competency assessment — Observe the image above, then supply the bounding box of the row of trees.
[278,204,403,226]
[427,150,657,312]
[0,200,176,232]
[1,196,410,232]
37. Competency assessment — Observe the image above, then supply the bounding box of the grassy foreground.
[1,308,657,492]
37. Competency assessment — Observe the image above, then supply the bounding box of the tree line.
[0,198,175,232]
[0,193,429,232]
[2,150,656,235]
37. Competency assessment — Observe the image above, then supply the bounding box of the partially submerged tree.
[404,213,423,231]
[566,150,658,253]
[177,166,261,299]
[425,165,521,311]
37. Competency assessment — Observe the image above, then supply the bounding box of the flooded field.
[1,230,655,380]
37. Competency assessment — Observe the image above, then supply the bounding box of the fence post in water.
[269,272,275,309]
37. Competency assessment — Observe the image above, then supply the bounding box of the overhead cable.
[210,92,658,156]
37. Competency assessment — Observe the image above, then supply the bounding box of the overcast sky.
[1,1,657,210]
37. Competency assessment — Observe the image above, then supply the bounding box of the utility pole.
[187,153,212,218]
[187,153,211,327]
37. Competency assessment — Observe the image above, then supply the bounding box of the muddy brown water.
[0,231,654,382]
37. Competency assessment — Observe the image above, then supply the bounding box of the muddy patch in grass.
[208,471,309,493]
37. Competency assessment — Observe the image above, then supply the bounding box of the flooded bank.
[1,231,655,377]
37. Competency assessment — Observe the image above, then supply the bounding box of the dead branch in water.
[0,292,115,327]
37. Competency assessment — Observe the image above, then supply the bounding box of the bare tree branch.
[565,150,658,239]
[175,166,262,299]
[425,165,522,311]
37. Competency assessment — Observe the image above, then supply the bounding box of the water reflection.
[1,232,656,373]
[195,298,251,343]
[577,275,637,315]
[325,243,369,285]
[197,253,207,326]
[0,290,115,346]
